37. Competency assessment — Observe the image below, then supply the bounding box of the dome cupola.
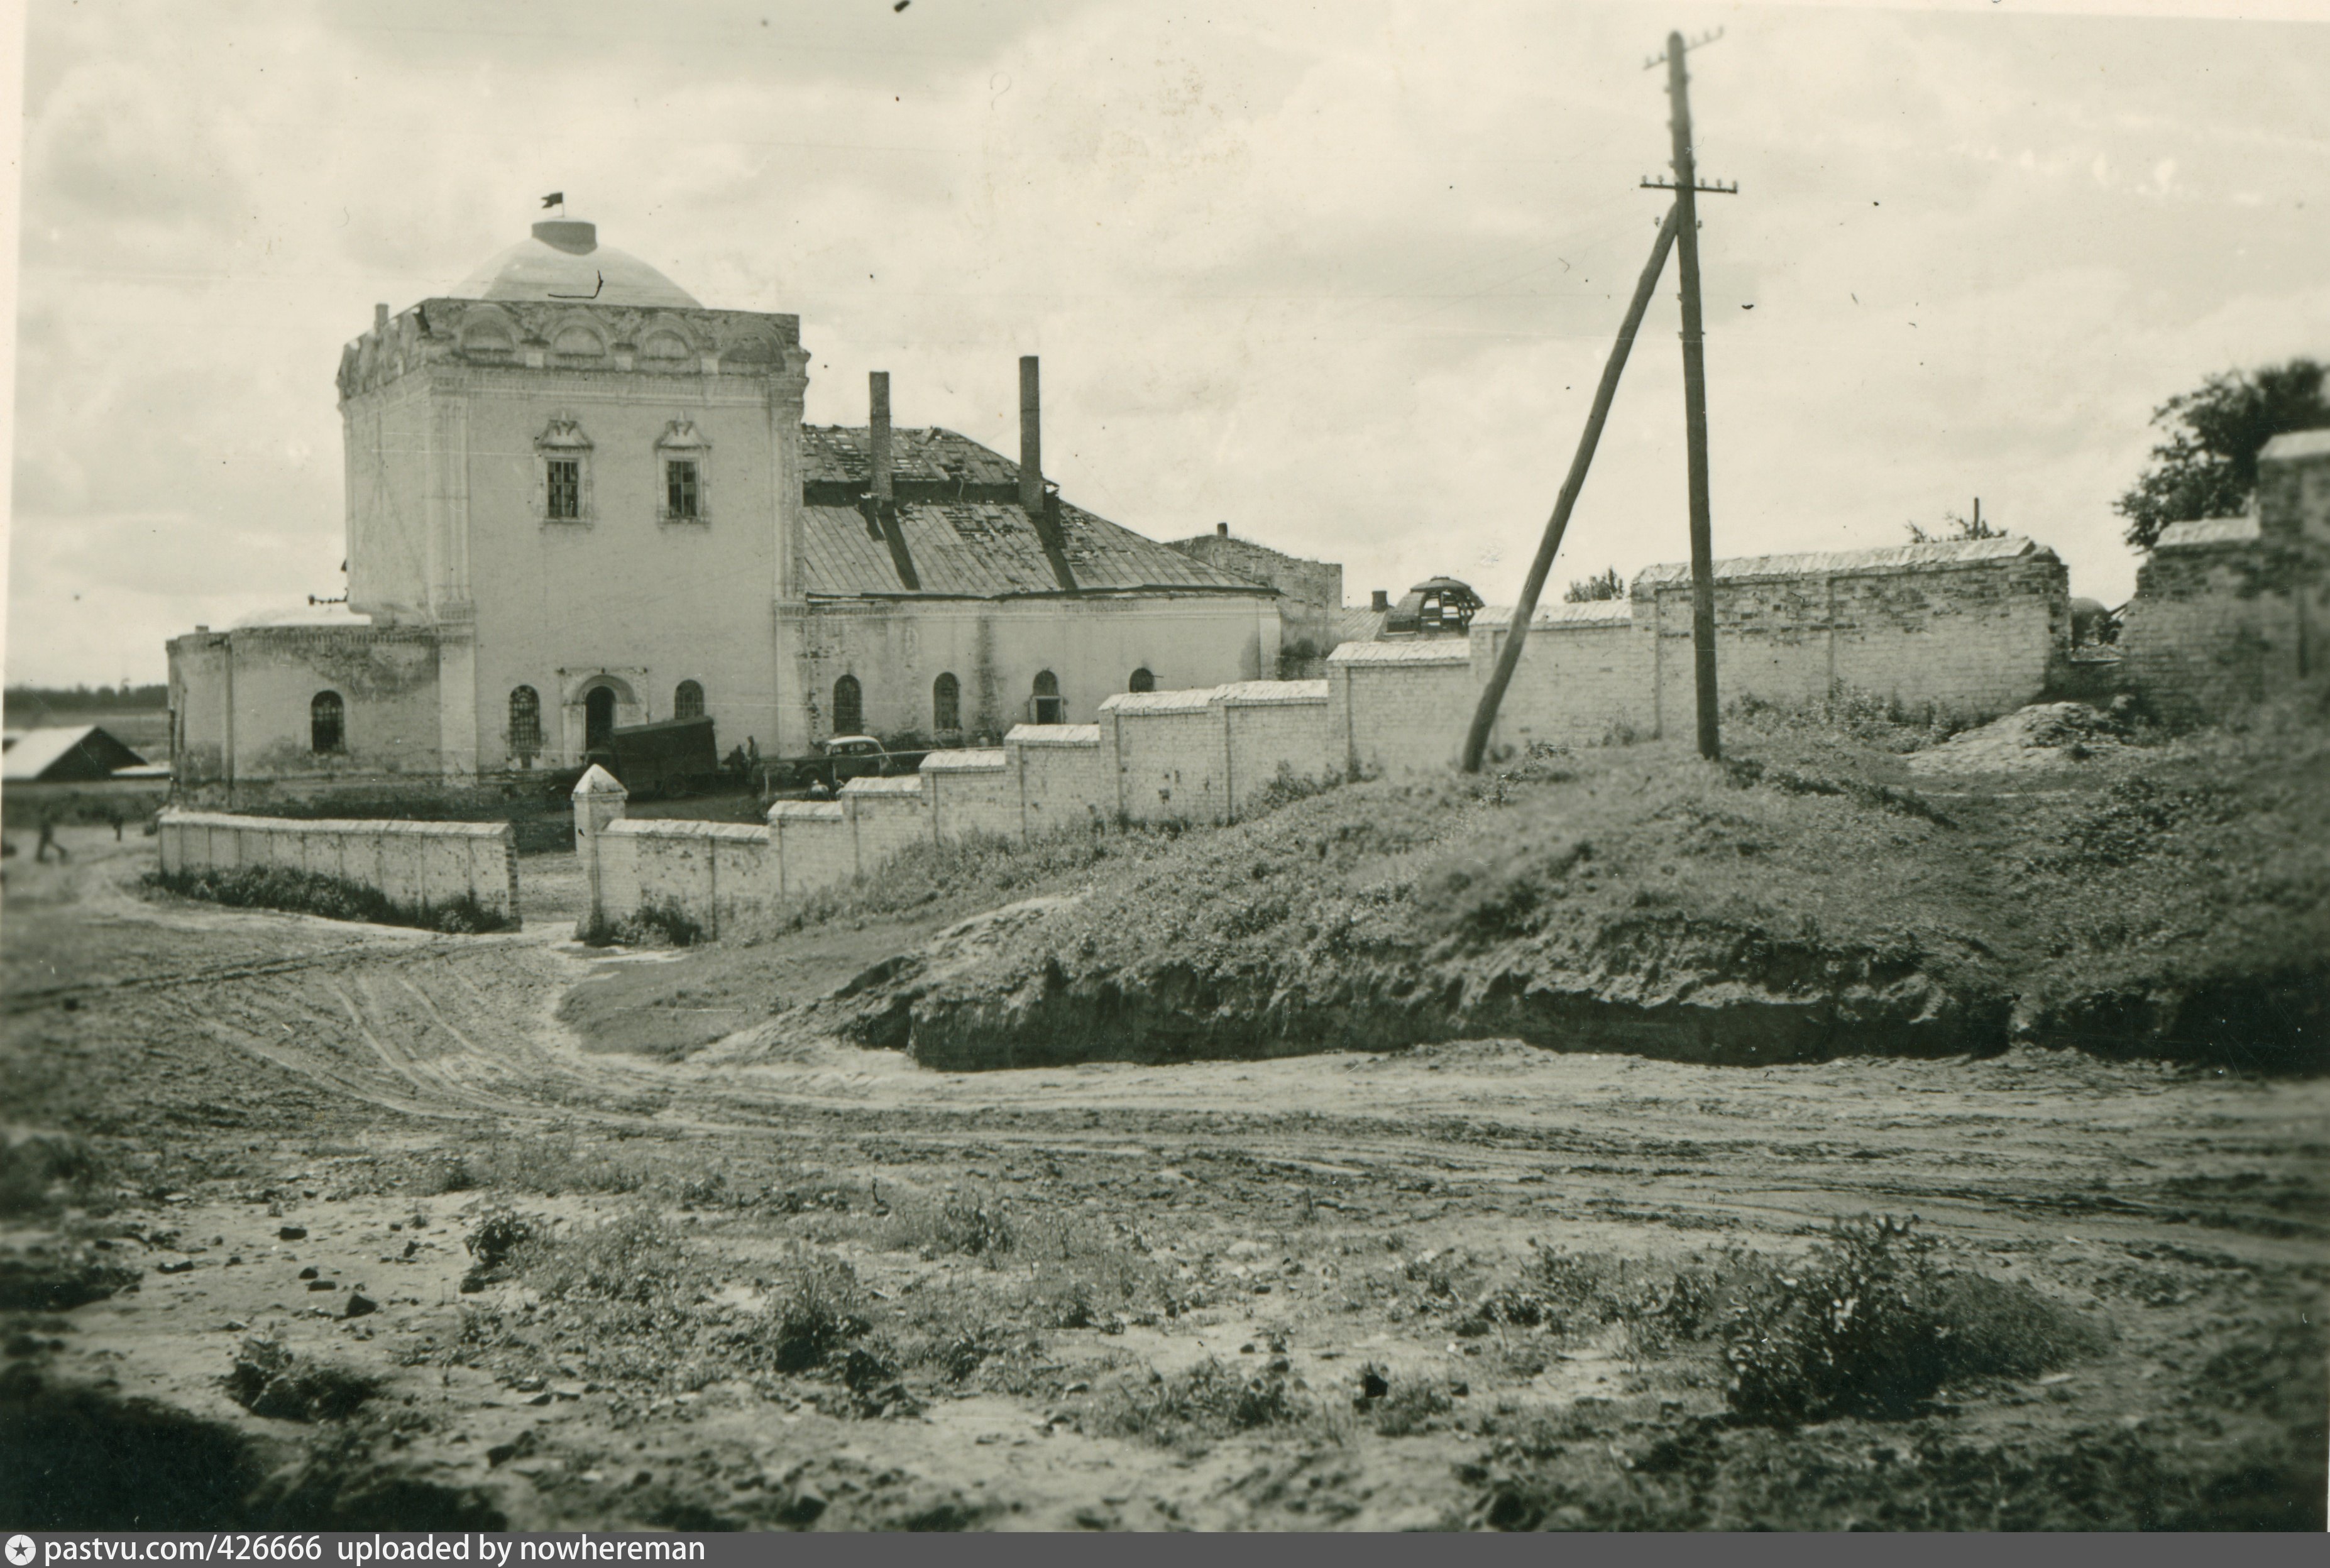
[449,217,702,309]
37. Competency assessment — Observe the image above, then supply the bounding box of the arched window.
[585,686,617,752]
[1031,669,1064,725]
[674,680,705,721]
[1128,667,1155,693]
[508,686,542,756]
[310,691,345,754]
[932,672,960,734]
[833,674,864,736]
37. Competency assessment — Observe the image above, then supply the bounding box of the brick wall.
[1326,643,1477,777]
[602,820,776,938]
[157,809,519,926]
[1010,724,1108,837]
[924,749,1021,841]
[767,801,854,899]
[1218,681,1333,816]
[1101,689,1233,825]
[1474,603,1651,748]
[2119,441,2330,720]
[2119,530,2326,719]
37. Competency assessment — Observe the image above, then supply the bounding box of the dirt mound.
[1906,702,2131,776]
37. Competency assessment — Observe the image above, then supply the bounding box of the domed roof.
[448,219,701,309]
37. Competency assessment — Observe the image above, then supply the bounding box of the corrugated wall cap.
[1327,641,1472,667]
[1005,723,1102,746]
[2259,427,2330,463]
[841,775,925,796]
[1099,686,1227,715]
[2153,516,2262,550]
[1633,535,2037,587]
[1472,600,1634,630]
[920,748,1009,772]
[1216,679,1331,705]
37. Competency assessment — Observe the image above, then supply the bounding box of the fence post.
[572,764,628,933]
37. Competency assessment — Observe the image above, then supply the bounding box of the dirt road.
[3,833,2322,1530]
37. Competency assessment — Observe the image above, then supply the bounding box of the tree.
[2114,359,2330,552]
[1564,566,1625,603]
[1904,508,2003,545]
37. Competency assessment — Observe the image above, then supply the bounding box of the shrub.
[760,1251,871,1373]
[145,866,511,935]
[0,1132,111,1219]
[1718,1216,2101,1425]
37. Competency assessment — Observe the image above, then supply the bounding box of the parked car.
[764,735,930,793]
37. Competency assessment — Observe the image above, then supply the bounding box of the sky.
[5,0,2329,687]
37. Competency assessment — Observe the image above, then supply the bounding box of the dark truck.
[595,715,720,799]
[762,735,929,794]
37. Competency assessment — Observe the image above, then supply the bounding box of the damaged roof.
[796,425,1269,601]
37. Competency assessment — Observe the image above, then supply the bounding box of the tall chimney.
[373,302,389,339]
[869,371,892,505]
[1018,355,1043,515]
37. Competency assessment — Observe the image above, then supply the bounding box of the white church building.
[166,217,1286,806]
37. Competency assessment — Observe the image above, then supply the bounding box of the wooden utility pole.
[1461,206,1681,773]
[1660,30,1723,760]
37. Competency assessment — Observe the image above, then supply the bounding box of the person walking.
[35,809,67,863]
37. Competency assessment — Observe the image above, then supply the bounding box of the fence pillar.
[572,764,628,931]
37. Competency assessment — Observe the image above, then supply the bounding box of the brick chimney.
[1371,589,1389,612]
[869,371,892,506]
[1216,522,1229,537]
[1018,356,1043,515]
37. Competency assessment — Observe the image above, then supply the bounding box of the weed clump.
[510,1210,685,1304]
[1718,1215,2103,1425]
[0,1132,112,1220]
[1084,1357,1319,1454]
[578,900,704,948]
[759,1251,871,1373]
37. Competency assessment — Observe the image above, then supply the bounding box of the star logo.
[6,1534,37,1566]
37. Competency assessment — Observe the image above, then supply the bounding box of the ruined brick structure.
[1165,527,1344,676]
[2119,431,2330,718]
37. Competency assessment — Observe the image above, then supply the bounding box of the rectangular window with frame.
[547,459,581,520]
[665,459,700,520]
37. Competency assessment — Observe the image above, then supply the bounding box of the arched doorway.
[585,686,617,752]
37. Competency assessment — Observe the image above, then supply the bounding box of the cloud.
[8,0,2330,684]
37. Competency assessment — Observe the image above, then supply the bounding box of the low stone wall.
[156,808,520,925]
[599,820,773,938]
[2119,520,2327,720]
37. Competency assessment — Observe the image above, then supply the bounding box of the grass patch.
[145,865,512,935]
[1082,1357,1331,1455]
[578,900,704,948]
[875,694,2330,1070]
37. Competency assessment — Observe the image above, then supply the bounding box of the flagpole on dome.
[541,191,565,215]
